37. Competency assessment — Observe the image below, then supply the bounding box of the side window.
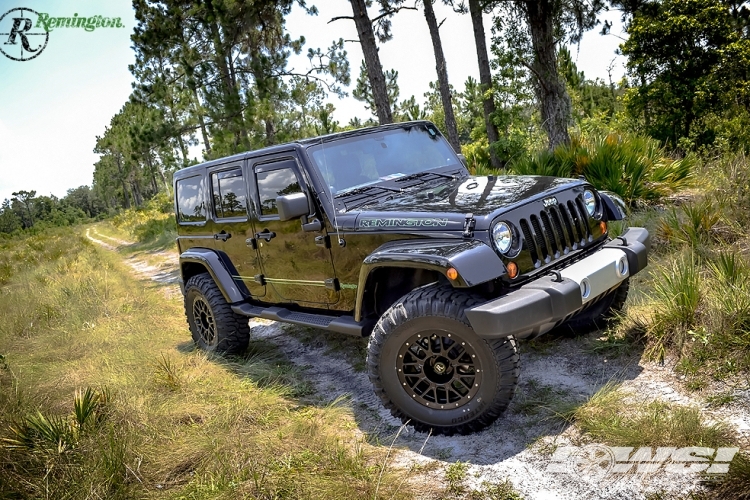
[256,163,302,216]
[176,175,206,223]
[211,168,247,219]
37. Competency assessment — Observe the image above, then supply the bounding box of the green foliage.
[463,138,492,174]
[570,383,731,448]
[111,193,176,244]
[3,386,110,456]
[706,452,750,500]
[511,133,694,204]
[0,228,409,499]
[621,0,750,149]
[647,253,702,358]
[353,60,400,120]
[445,461,469,496]
[659,199,727,248]
[640,248,750,383]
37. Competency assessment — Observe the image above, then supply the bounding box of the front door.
[250,156,338,306]
[208,162,266,298]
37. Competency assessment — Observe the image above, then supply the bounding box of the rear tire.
[184,273,250,355]
[367,285,520,435]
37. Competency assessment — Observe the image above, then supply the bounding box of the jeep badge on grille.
[543,197,558,207]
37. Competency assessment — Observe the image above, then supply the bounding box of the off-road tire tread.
[184,273,250,355]
[367,284,520,435]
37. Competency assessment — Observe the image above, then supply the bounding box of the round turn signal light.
[599,221,607,234]
[446,268,458,280]
[507,262,518,279]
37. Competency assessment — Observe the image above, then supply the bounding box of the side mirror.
[457,153,468,167]
[276,192,310,221]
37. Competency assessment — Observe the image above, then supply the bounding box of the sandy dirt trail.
[86,226,749,499]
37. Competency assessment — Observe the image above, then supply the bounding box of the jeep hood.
[344,175,584,231]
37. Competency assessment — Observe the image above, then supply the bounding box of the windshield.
[306,123,462,196]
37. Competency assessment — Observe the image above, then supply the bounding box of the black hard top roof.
[173,120,435,181]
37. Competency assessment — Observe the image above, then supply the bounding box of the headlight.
[492,222,513,254]
[583,190,597,216]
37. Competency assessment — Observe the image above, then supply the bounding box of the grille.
[520,197,591,266]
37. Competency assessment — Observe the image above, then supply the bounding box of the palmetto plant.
[511,133,694,205]
[2,386,110,455]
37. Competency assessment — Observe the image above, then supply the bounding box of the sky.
[0,0,627,203]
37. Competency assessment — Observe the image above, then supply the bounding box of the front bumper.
[465,227,650,339]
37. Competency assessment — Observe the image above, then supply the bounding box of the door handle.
[255,229,276,242]
[214,231,231,241]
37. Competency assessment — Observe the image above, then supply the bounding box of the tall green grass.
[0,229,410,499]
[568,383,731,448]
[641,249,750,383]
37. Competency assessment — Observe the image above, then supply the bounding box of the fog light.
[507,262,518,279]
[617,256,629,277]
[446,268,458,280]
[580,278,591,299]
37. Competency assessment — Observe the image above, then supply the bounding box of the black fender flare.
[180,247,246,304]
[354,239,506,321]
[600,191,627,221]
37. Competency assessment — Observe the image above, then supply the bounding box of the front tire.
[184,273,250,355]
[367,285,520,435]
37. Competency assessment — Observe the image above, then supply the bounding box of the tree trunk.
[350,0,393,124]
[131,178,144,207]
[468,0,502,169]
[146,153,159,194]
[423,0,461,152]
[168,105,189,167]
[265,119,276,145]
[189,84,212,155]
[525,0,571,149]
[204,0,248,150]
[115,155,131,209]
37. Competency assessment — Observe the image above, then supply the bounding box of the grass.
[0,228,410,499]
[511,379,577,421]
[442,462,524,500]
[567,383,731,448]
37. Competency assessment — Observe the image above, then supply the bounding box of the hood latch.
[463,213,476,238]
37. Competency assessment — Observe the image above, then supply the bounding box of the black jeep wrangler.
[174,121,649,435]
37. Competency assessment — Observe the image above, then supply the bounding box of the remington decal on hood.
[359,217,449,228]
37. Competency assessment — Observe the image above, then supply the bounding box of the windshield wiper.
[335,184,401,198]
[394,169,460,183]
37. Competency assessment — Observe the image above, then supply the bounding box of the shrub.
[511,133,694,205]
[647,253,701,360]
[659,198,728,247]
[463,138,491,175]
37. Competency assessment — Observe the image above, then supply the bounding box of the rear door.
[175,173,214,253]
[208,161,266,298]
